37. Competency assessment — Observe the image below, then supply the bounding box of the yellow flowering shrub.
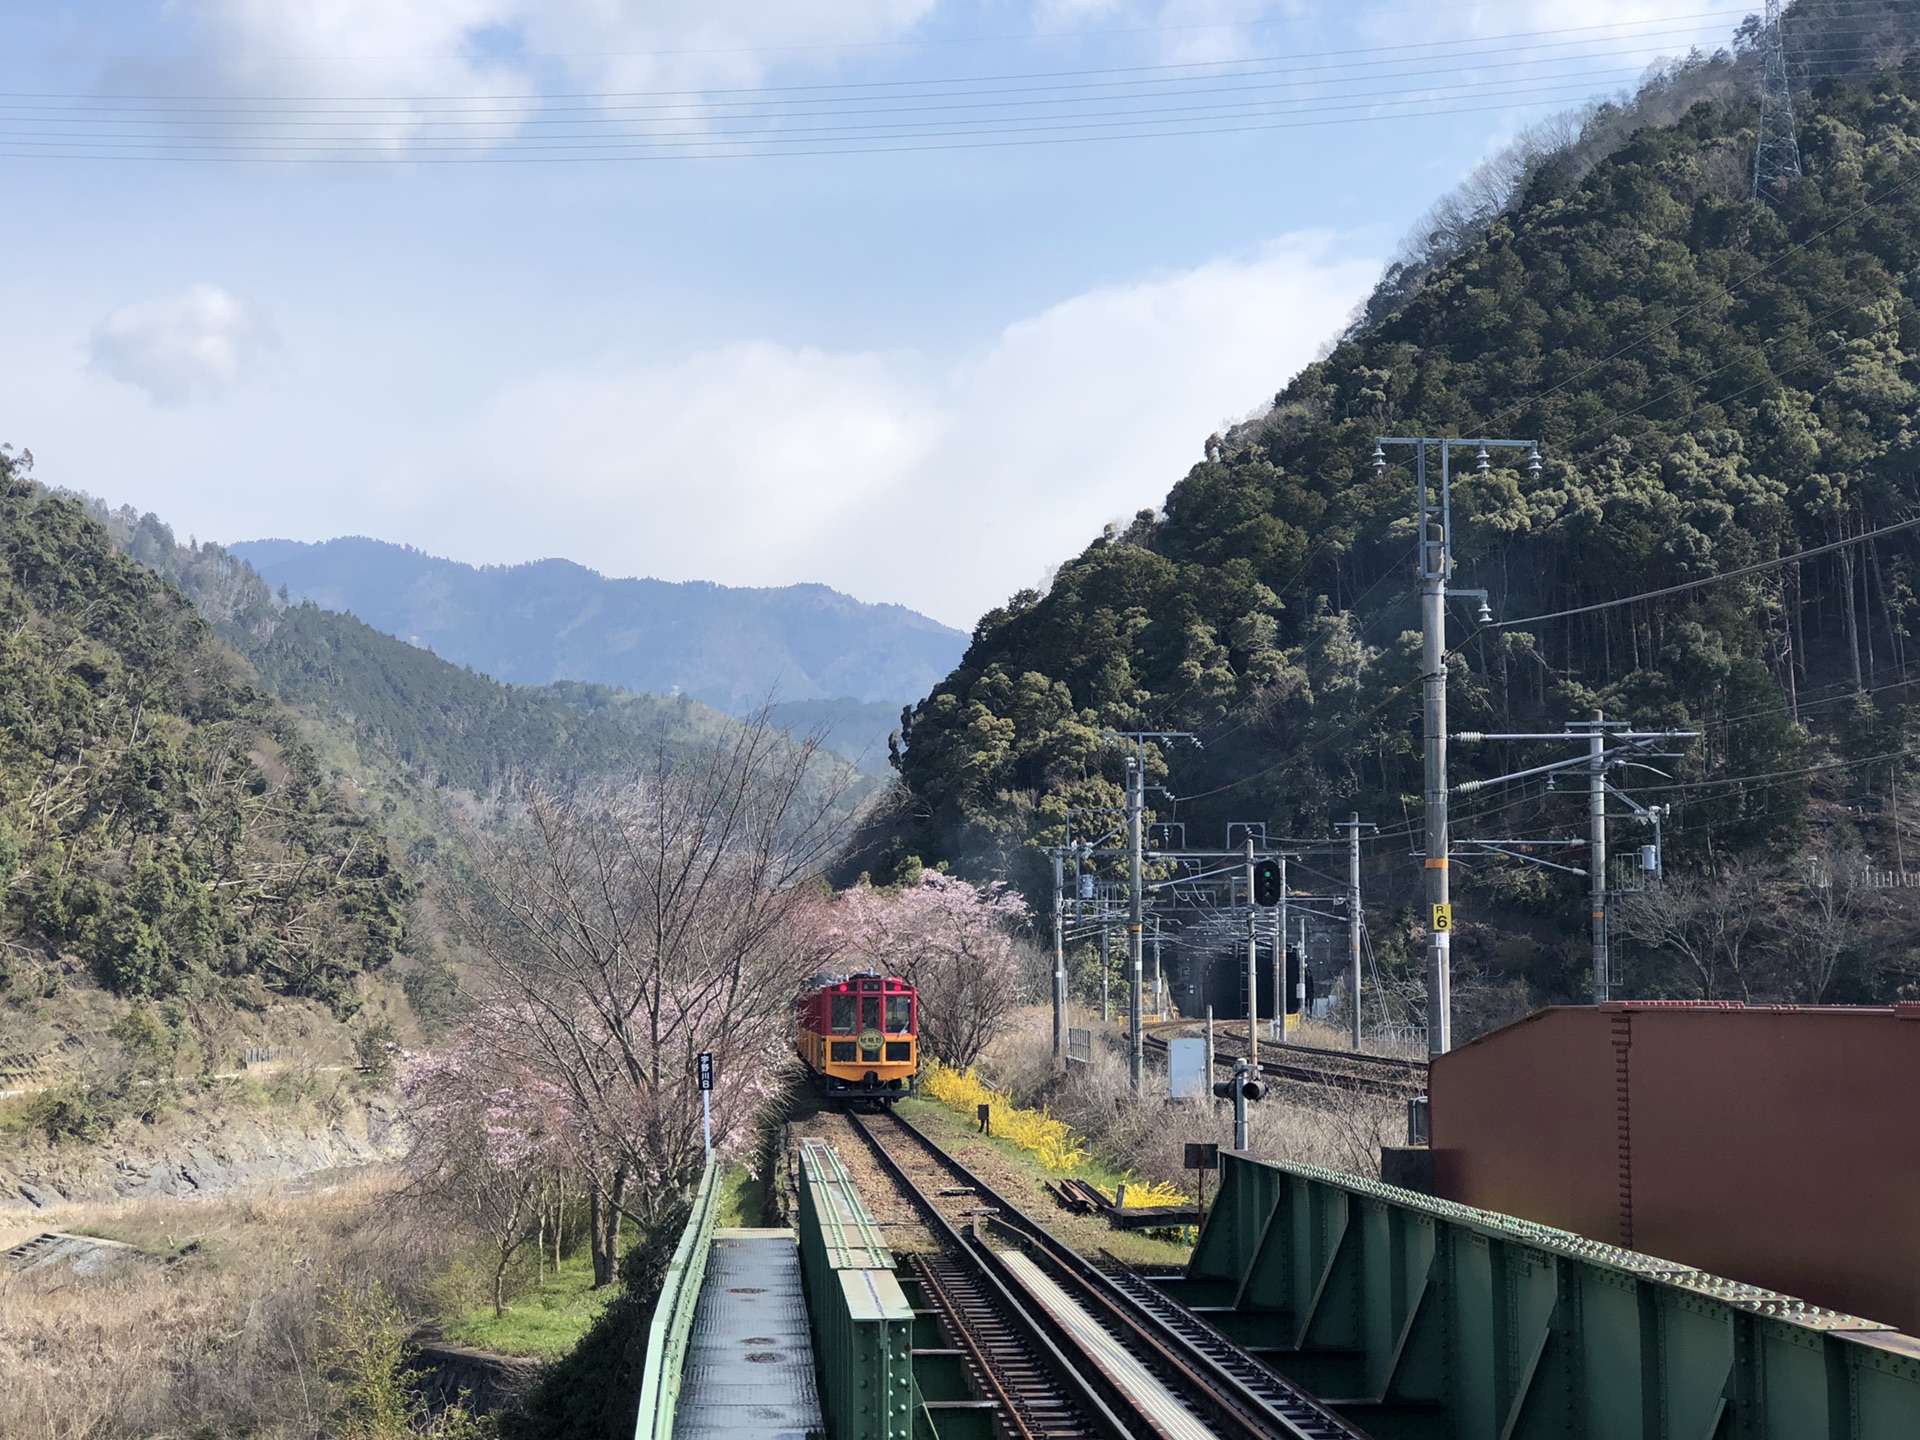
[1102,1179,1189,1209]
[921,1063,1087,1173]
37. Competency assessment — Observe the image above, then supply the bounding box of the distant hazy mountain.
[230,537,968,719]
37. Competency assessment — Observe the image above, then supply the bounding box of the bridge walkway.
[672,1227,822,1440]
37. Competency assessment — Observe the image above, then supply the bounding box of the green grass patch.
[441,1252,613,1360]
[716,1162,767,1227]
[892,1097,1193,1266]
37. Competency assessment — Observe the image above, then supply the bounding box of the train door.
[859,984,883,1063]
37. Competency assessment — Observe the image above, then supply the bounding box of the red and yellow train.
[796,972,919,1104]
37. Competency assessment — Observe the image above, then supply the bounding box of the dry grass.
[979,1007,1408,1197]
[0,1168,464,1440]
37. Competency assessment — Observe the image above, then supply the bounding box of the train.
[796,971,919,1104]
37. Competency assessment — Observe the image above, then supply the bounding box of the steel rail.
[1141,1021,1427,1097]
[859,1109,1367,1440]
[844,1110,1142,1440]
[1143,1020,1428,1073]
[910,1252,1046,1440]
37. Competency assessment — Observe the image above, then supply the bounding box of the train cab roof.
[820,972,911,992]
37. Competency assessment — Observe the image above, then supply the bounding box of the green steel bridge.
[635,1139,1920,1440]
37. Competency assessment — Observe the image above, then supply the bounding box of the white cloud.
[396,232,1378,626]
[162,0,1756,156]
[180,0,937,140]
[517,1,939,97]
[87,284,278,406]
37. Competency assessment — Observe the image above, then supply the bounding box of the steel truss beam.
[1160,1153,1920,1439]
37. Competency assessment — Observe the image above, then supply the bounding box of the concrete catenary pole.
[1297,914,1308,1019]
[1127,751,1145,1095]
[1347,813,1364,1051]
[1272,853,1289,1042]
[1590,711,1610,1002]
[1204,1004,1216,1115]
[1100,908,1111,1025]
[1152,920,1164,1020]
[1380,435,1536,1055]
[1051,848,1066,1064]
[1243,837,1259,1071]
[1419,447,1453,1059]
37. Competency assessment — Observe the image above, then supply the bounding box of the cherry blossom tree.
[825,872,1029,1069]
[454,718,851,1280]
[399,1026,579,1314]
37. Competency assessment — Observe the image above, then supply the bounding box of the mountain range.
[230,537,967,720]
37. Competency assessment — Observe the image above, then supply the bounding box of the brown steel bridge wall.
[1429,1000,1920,1333]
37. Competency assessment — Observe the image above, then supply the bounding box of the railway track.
[843,1107,1368,1440]
[1140,1021,1427,1098]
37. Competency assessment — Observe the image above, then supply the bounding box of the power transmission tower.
[1753,0,1802,197]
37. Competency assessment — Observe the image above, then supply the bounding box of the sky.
[1,1,1761,630]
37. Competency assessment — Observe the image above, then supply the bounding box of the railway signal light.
[1212,1076,1268,1102]
[1252,857,1283,906]
[1214,1058,1266,1150]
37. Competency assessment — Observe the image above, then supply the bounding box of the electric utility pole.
[1127,751,1145,1092]
[1271,852,1290,1042]
[1455,723,1696,1002]
[1336,814,1375,1051]
[1101,910,1111,1024]
[1753,0,1802,196]
[1375,437,1538,1058]
[1585,713,1610,1003]
[1243,836,1259,1071]
[1050,847,1067,1063]
[1102,730,1199,1095]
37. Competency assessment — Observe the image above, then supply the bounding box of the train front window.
[830,993,856,1033]
[886,996,911,1034]
[861,996,881,1032]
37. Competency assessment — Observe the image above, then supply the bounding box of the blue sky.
[1,1,1758,628]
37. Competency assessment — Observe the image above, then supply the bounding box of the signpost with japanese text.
[697,1052,714,1156]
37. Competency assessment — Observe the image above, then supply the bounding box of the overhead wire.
[0,12,1758,106]
[0,67,1723,155]
[1485,516,1920,631]
[1,16,1876,163]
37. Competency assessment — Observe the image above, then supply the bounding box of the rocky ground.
[0,1089,403,1217]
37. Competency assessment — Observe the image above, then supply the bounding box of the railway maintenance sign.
[1431,903,1453,932]
[696,1052,714,1157]
[1168,1038,1207,1099]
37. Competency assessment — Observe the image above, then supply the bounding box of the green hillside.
[885,17,1920,1017]
[98,504,737,796]
[0,459,405,1009]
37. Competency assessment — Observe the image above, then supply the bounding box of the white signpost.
[697,1051,714,1157]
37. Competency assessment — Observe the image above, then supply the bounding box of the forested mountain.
[883,5,1920,1024]
[99,507,739,795]
[0,459,405,1010]
[230,535,967,716]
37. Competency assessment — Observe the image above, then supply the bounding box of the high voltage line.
[0,13,1755,104]
[1,16,1897,163]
